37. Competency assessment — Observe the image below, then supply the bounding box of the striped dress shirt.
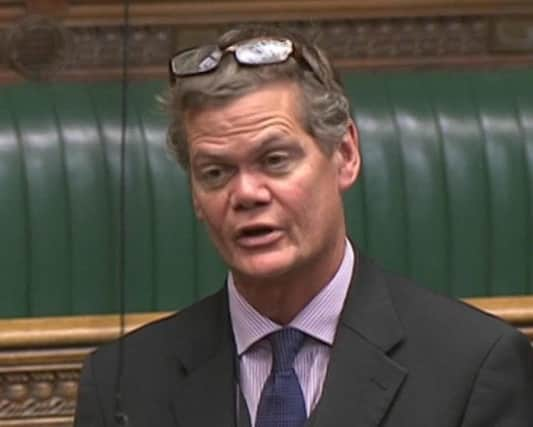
[227,239,354,425]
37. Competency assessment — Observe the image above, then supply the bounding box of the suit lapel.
[168,254,407,427]
[309,253,407,427]
[170,288,239,427]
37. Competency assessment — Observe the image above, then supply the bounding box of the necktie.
[255,328,307,427]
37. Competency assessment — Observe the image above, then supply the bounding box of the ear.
[335,120,361,192]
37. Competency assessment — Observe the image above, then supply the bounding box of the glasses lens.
[235,38,293,65]
[170,45,222,76]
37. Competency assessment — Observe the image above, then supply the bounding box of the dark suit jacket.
[74,254,533,427]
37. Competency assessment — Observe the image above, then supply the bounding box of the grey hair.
[164,25,353,170]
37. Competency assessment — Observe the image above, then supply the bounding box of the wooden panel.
[1,1,533,26]
[0,0,532,82]
[0,313,170,348]
[0,296,532,426]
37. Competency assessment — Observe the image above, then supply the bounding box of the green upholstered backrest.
[1,69,532,318]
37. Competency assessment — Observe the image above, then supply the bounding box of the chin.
[231,251,298,282]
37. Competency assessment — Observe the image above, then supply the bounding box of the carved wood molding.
[0,0,532,82]
[0,368,79,423]
[1,1,533,26]
[0,296,532,426]
[0,313,171,349]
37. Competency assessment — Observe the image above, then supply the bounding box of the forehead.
[184,82,306,146]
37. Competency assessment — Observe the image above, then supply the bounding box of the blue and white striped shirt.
[228,239,354,425]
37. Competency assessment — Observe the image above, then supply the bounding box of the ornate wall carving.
[285,17,490,59]
[0,1,532,81]
[0,369,79,420]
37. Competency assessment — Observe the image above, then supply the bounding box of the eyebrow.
[192,134,301,166]
[191,151,229,166]
[255,134,302,153]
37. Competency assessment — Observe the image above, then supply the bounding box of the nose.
[230,171,271,211]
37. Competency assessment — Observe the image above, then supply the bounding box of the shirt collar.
[228,239,354,356]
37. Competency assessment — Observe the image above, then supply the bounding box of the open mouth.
[235,225,282,247]
[239,226,275,238]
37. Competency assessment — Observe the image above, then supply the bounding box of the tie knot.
[269,328,306,373]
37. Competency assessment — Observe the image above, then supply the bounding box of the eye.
[196,165,232,189]
[263,151,291,172]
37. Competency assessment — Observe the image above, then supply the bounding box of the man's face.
[186,82,360,285]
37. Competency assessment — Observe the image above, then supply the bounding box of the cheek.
[277,170,332,227]
[295,169,342,230]
[194,193,227,233]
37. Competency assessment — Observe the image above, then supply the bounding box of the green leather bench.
[1,69,532,318]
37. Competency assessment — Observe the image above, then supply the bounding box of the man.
[74,26,533,427]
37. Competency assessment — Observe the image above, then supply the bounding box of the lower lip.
[236,230,283,249]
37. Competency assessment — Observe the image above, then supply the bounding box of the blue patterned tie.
[255,328,307,427]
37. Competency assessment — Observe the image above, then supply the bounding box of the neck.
[232,236,346,325]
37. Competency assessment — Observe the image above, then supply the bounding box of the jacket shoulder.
[87,287,227,367]
[369,259,528,353]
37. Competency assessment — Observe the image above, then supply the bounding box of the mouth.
[235,225,283,248]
